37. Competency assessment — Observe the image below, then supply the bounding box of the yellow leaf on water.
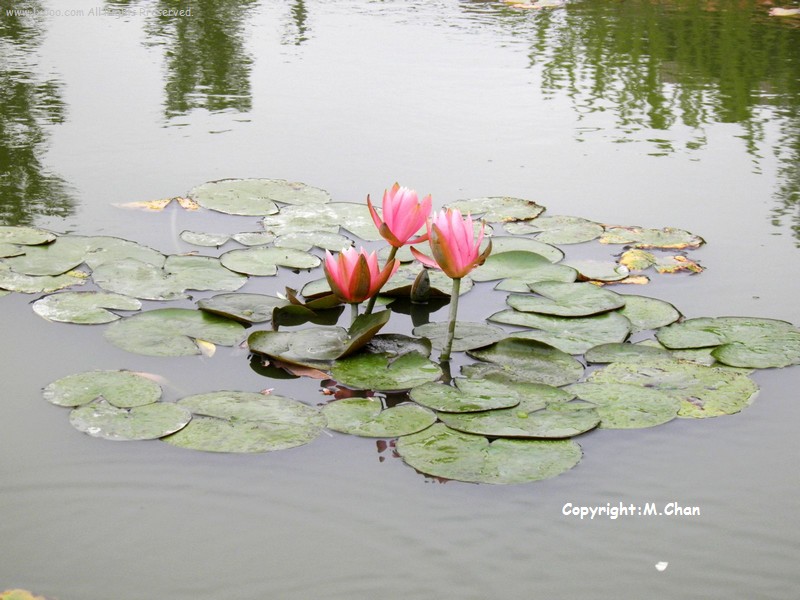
[195,339,216,357]
[0,590,49,600]
[176,197,200,210]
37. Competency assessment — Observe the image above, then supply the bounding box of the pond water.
[1,0,799,598]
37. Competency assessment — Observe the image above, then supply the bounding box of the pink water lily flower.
[411,208,492,279]
[324,247,399,304]
[367,183,432,248]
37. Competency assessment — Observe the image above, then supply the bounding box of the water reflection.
[0,2,74,225]
[463,0,800,241]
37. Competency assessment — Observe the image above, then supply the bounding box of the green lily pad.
[566,382,680,429]
[0,290,9,298]
[332,351,443,391]
[471,251,577,283]
[321,397,436,437]
[220,247,321,276]
[396,423,583,484]
[409,378,528,413]
[564,260,630,282]
[164,391,325,452]
[70,399,192,441]
[105,308,245,356]
[412,321,505,352]
[490,309,632,354]
[487,236,564,262]
[0,243,25,258]
[179,231,231,247]
[231,231,276,246]
[0,262,87,293]
[262,205,341,236]
[381,263,474,297]
[328,202,385,241]
[587,358,759,418]
[465,338,584,386]
[197,293,289,324]
[507,282,625,317]
[83,237,165,269]
[43,370,163,408]
[4,235,92,276]
[445,196,545,222]
[32,291,142,324]
[655,317,800,368]
[584,342,672,364]
[617,295,681,332]
[92,256,247,300]
[0,225,57,245]
[505,215,604,244]
[188,179,286,215]
[600,226,705,249]
[274,231,353,252]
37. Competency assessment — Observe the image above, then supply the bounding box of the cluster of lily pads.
[3,178,799,484]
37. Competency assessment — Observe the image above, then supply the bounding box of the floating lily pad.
[0,225,56,245]
[364,334,432,358]
[507,282,625,317]
[505,215,604,244]
[465,338,584,386]
[0,263,87,293]
[332,351,442,391]
[471,251,577,283]
[262,205,340,236]
[83,237,165,269]
[490,309,631,354]
[412,321,505,352]
[164,391,325,452]
[197,293,288,324]
[231,231,276,246]
[0,290,8,298]
[179,231,231,247]
[487,236,564,262]
[220,246,321,276]
[93,256,246,300]
[328,202,385,240]
[381,263,474,297]
[105,308,245,356]
[188,179,285,215]
[4,235,91,275]
[0,243,24,258]
[410,378,529,413]
[445,196,545,222]
[70,399,192,441]
[396,423,582,484]
[618,249,704,274]
[32,291,141,324]
[617,295,681,332]
[43,370,163,408]
[584,342,672,364]
[564,260,629,282]
[274,231,353,252]
[587,358,759,418]
[322,397,436,437]
[600,226,705,249]
[566,382,680,429]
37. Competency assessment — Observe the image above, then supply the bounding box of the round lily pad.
[231,231,276,246]
[444,196,545,222]
[179,231,231,247]
[0,225,56,245]
[32,291,142,324]
[465,338,584,386]
[564,260,630,282]
[584,342,672,364]
[274,231,353,252]
[164,391,325,452]
[322,397,436,437]
[409,379,522,413]
[4,235,91,276]
[507,281,625,317]
[197,293,288,324]
[328,202,386,241]
[412,321,505,352]
[70,399,191,441]
[105,308,245,356]
[43,370,163,408]
[600,226,705,249]
[262,205,340,236]
[188,179,285,215]
[566,382,681,429]
[381,263,474,297]
[617,295,681,332]
[471,251,577,283]
[332,351,443,391]
[220,247,321,276]
[487,236,564,263]
[83,236,165,269]
[505,215,604,244]
[396,423,583,484]
[0,263,87,293]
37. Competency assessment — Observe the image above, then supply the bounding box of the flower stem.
[364,246,398,315]
[350,302,359,326]
[440,277,461,362]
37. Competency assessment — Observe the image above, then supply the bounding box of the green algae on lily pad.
[70,399,192,441]
[396,423,583,484]
[409,379,522,413]
[179,230,231,247]
[164,391,324,453]
[332,351,442,391]
[565,382,680,429]
[655,316,800,368]
[197,293,289,324]
[445,196,545,223]
[32,291,142,324]
[0,262,87,293]
[105,308,245,357]
[220,246,321,276]
[465,338,584,387]
[505,215,604,244]
[471,250,577,283]
[587,358,759,418]
[322,397,436,438]
[274,231,353,252]
[600,226,705,249]
[412,321,505,352]
[0,225,57,246]
[43,370,163,408]
[617,294,681,332]
[507,281,625,317]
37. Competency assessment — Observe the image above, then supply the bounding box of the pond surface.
[1,0,799,598]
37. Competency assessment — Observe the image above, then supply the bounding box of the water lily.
[411,209,492,361]
[324,247,399,323]
[367,183,432,248]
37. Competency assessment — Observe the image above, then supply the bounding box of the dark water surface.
[1,1,799,598]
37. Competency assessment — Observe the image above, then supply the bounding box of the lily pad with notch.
[464,338,584,386]
[507,281,626,317]
[220,246,321,276]
[600,226,705,249]
[565,382,681,429]
[409,378,534,413]
[322,397,436,437]
[331,351,443,392]
[444,196,545,222]
[70,399,192,441]
[616,294,681,332]
[43,370,163,408]
[471,250,577,283]
[0,263,87,293]
[505,215,604,244]
[32,291,142,324]
[197,293,289,324]
[412,321,505,352]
